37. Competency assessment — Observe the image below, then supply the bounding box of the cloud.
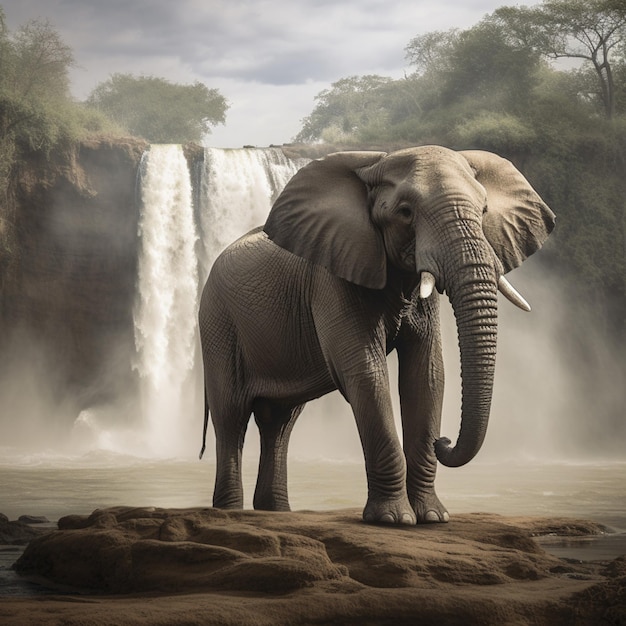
[206,79,326,148]
[3,0,535,145]
[6,0,512,86]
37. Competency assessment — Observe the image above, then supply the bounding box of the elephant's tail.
[199,387,209,460]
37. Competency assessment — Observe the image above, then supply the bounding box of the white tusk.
[498,275,531,312]
[419,271,436,299]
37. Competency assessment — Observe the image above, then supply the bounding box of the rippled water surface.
[1,453,625,596]
[1,452,624,526]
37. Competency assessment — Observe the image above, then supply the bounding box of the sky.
[3,0,535,148]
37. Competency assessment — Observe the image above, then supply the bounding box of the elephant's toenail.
[380,513,395,523]
[442,511,450,522]
[401,513,415,525]
[425,510,439,522]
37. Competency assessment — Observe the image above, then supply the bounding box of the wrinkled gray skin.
[199,146,555,525]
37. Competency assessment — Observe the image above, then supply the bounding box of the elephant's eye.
[397,205,413,221]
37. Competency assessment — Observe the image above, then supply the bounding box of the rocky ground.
[0,513,51,545]
[1,507,625,625]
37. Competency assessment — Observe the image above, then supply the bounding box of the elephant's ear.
[264,151,388,288]
[461,150,556,273]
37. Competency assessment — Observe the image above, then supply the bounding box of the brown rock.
[0,517,50,545]
[5,507,625,625]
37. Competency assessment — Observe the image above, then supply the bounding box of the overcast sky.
[3,0,535,147]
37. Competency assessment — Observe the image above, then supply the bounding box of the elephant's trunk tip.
[435,436,475,468]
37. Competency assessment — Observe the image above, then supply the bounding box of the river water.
[0,453,625,526]
[1,450,625,544]
[2,452,624,597]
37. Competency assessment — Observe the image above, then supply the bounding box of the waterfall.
[132,144,199,456]
[197,147,308,282]
[123,146,306,457]
[67,146,308,457]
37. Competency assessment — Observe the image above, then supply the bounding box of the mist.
[0,147,623,470]
[286,255,626,464]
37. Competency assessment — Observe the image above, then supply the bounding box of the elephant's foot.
[213,485,244,509]
[363,495,416,525]
[410,491,449,523]
[253,492,291,512]
[213,497,244,510]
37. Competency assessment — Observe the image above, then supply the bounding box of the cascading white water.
[119,146,307,457]
[132,144,199,456]
[197,147,308,282]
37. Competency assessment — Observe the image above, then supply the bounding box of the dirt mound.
[4,507,625,625]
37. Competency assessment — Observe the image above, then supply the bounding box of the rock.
[5,507,624,624]
[17,515,49,525]
[16,507,345,595]
[0,517,50,545]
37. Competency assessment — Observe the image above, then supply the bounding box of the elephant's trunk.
[433,236,499,468]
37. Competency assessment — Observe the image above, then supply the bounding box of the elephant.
[198,145,555,525]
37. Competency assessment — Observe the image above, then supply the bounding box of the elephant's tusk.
[419,271,436,299]
[498,275,531,312]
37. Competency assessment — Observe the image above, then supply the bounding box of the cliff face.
[0,140,324,430]
[0,137,148,416]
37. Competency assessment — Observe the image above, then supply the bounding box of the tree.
[406,22,542,116]
[493,0,626,119]
[295,75,393,143]
[0,7,84,230]
[0,10,75,150]
[405,29,461,76]
[0,10,123,273]
[397,21,544,150]
[86,74,229,143]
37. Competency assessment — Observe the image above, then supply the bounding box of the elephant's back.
[210,226,309,285]
[201,226,331,392]
[202,226,316,315]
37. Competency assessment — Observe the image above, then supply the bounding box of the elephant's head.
[264,146,555,468]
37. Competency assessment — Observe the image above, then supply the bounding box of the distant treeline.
[0,6,227,165]
[0,5,228,275]
[296,1,626,337]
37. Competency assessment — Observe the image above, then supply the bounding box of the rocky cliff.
[0,137,148,419]
[0,139,324,431]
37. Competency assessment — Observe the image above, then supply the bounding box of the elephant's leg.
[211,401,252,509]
[346,372,416,525]
[397,297,449,523]
[312,283,415,525]
[252,400,304,511]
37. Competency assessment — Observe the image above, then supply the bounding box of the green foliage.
[451,112,537,153]
[86,74,229,143]
[492,0,626,118]
[295,1,626,334]
[440,21,542,112]
[405,29,461,75]
[0,8,124,164]
[0,10,78,152]
[295,75,394,143]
